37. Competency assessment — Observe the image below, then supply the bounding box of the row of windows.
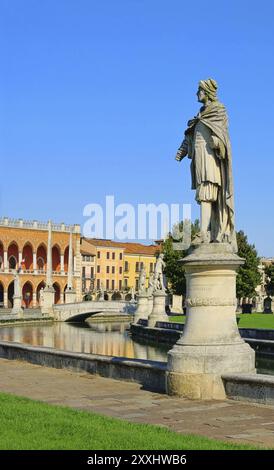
[82,255,94,262]
[95,262,155,274]
[96,279,123,290]
[96,266,123,274]
[82,267,94,278]
[124,261,155,273]
[97,251,123,260]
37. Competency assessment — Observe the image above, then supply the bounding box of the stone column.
[33,252,37,272]
[60,254,64,274]
[32,291,37,308]
[4,251,8,271]
[147,290,169,327]
[4,291,8,308]
[19,252,22,268]
[46,221,53,287]
[166,243,255,400]
[12,273,24,317]
[65,228,76,304]
[41,221,55,316]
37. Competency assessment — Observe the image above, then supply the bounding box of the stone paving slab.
[0,358,274,448]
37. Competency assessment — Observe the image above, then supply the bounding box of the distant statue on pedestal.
[98,283,105,301]
[138,266,147,294]
[39,287,44,306]
[175,78,237,252]
[147,273,155,296]
[153,254,166,291]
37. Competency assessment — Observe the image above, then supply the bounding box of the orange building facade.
[0,218,82,308]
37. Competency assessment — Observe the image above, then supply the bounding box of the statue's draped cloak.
[184,100,237,251]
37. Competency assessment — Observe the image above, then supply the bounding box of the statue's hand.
[175,141,188,161]
[175,150,184,161]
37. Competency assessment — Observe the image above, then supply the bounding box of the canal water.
[0,321,273,374]
[0,321,170,362]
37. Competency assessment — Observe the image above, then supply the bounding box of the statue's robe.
[183,100,237,252]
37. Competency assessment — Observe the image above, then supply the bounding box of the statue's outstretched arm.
[175,138,188,161]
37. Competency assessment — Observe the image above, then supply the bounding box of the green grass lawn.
[0,392,259,450]
[169,313,274,329]
[237,313,274,329]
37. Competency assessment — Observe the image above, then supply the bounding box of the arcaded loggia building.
[0,217,82,308]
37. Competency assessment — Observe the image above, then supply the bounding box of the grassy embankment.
[169,313,274,329]
[0,392,259,450]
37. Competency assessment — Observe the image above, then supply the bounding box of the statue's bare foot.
[192,231,210,245]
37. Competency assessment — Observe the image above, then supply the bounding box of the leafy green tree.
[236,230,261,298]
[163,226,261,299]
[264,263,274,296]
[163,220,199,296]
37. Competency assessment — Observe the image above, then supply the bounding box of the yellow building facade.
[83,238,161,294]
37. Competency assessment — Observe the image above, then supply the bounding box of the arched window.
[52,246,61,272]
[22,282,33,308]
[8,243,19,269]
[64,246,69,272]
[37,245,47,271]
[53,282,61,304]
[9,256,17,269]
[22,244,33,270]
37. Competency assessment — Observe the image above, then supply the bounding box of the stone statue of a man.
[154,254,166,291]
[147,273,155,296]
[138,266,146,294]
[175,79,237,252]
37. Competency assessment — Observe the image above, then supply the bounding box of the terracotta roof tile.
[83,238,161,256]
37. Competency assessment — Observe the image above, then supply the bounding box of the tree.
[264,263,274,296]
[163,220,199,296]
[163,225,261,299]
[236,230,261,299]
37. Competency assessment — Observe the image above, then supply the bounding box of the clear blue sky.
[0,0,273,255]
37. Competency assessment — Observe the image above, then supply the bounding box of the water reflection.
[0,321,169,362]
[0,322,273,373]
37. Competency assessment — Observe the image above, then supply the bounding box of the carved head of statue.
[197,78,218,103]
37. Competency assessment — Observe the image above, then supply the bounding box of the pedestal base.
[134,294,149,324]
[65,288,76,304]
[166,342,255,399]
[147,296,153,316]
[41,287,55,316]
[148,291,169,327]
[12,296,24,317]
[166,243,256,400]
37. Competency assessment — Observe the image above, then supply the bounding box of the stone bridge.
[53,300,136,322]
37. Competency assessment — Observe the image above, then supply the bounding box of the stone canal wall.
[1,338,274,405]
[131,322,274,357]
[0,341,166,393]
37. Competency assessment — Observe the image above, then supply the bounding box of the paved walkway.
[1,358,274,448]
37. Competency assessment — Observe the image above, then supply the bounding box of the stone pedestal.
[65,288,76,304]
[134,293,149,324]
[147,296,153,316]
[148,291,169,327]
[12,296,24,317]
[41,287,55,316]
[166,243,256,400]
[172,294,183,313]
[256,297,264,313]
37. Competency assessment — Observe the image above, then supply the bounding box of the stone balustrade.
[0,217,80,233]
